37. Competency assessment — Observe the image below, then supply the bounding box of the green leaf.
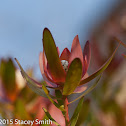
[70,97,84,126]
[43,28,65,82]
[79,44,120,85]
[42,108,61,126]
[55,90,64,107]
[63,58,82,95]
[15,58,48,98]
[69,74,102,104]
[55,90,62,99]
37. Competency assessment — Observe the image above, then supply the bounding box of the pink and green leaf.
[63,58,82,95]
[39,52,56,86]
[79,44,120,85]
[73,84,87,93]
[43,28,66,83]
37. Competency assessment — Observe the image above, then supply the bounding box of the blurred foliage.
[0,58,49,126]
[83,3,126,125]
[0,58,16,92]
[0,58,17,101]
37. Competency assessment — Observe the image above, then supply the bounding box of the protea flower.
[39,28,91,95]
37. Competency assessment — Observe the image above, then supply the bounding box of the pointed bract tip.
[43,27,49,31]
[14,58,18,63]
[75,35,79,39]
[86,40,89,44]
[43,28,50,37]
[85,40,90,46]
[43,27,52,38]
[14,58,21,69]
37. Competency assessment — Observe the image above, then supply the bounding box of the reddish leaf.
[83,41,91,75]
[60,48,70,61]
[39,52,56,86]
[69,35,83,69]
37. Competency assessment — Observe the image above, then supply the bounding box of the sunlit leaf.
[69,74,102,104]
[63,58,82,95]
[42,108,61,126]
[70,97,84,126]
[79,44,120,85]
[43,28,65,82]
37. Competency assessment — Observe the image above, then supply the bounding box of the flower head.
[39,28,91,95]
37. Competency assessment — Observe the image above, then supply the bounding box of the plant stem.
[64,96,70,126]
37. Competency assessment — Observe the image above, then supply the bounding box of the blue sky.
[0,0,119,79]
